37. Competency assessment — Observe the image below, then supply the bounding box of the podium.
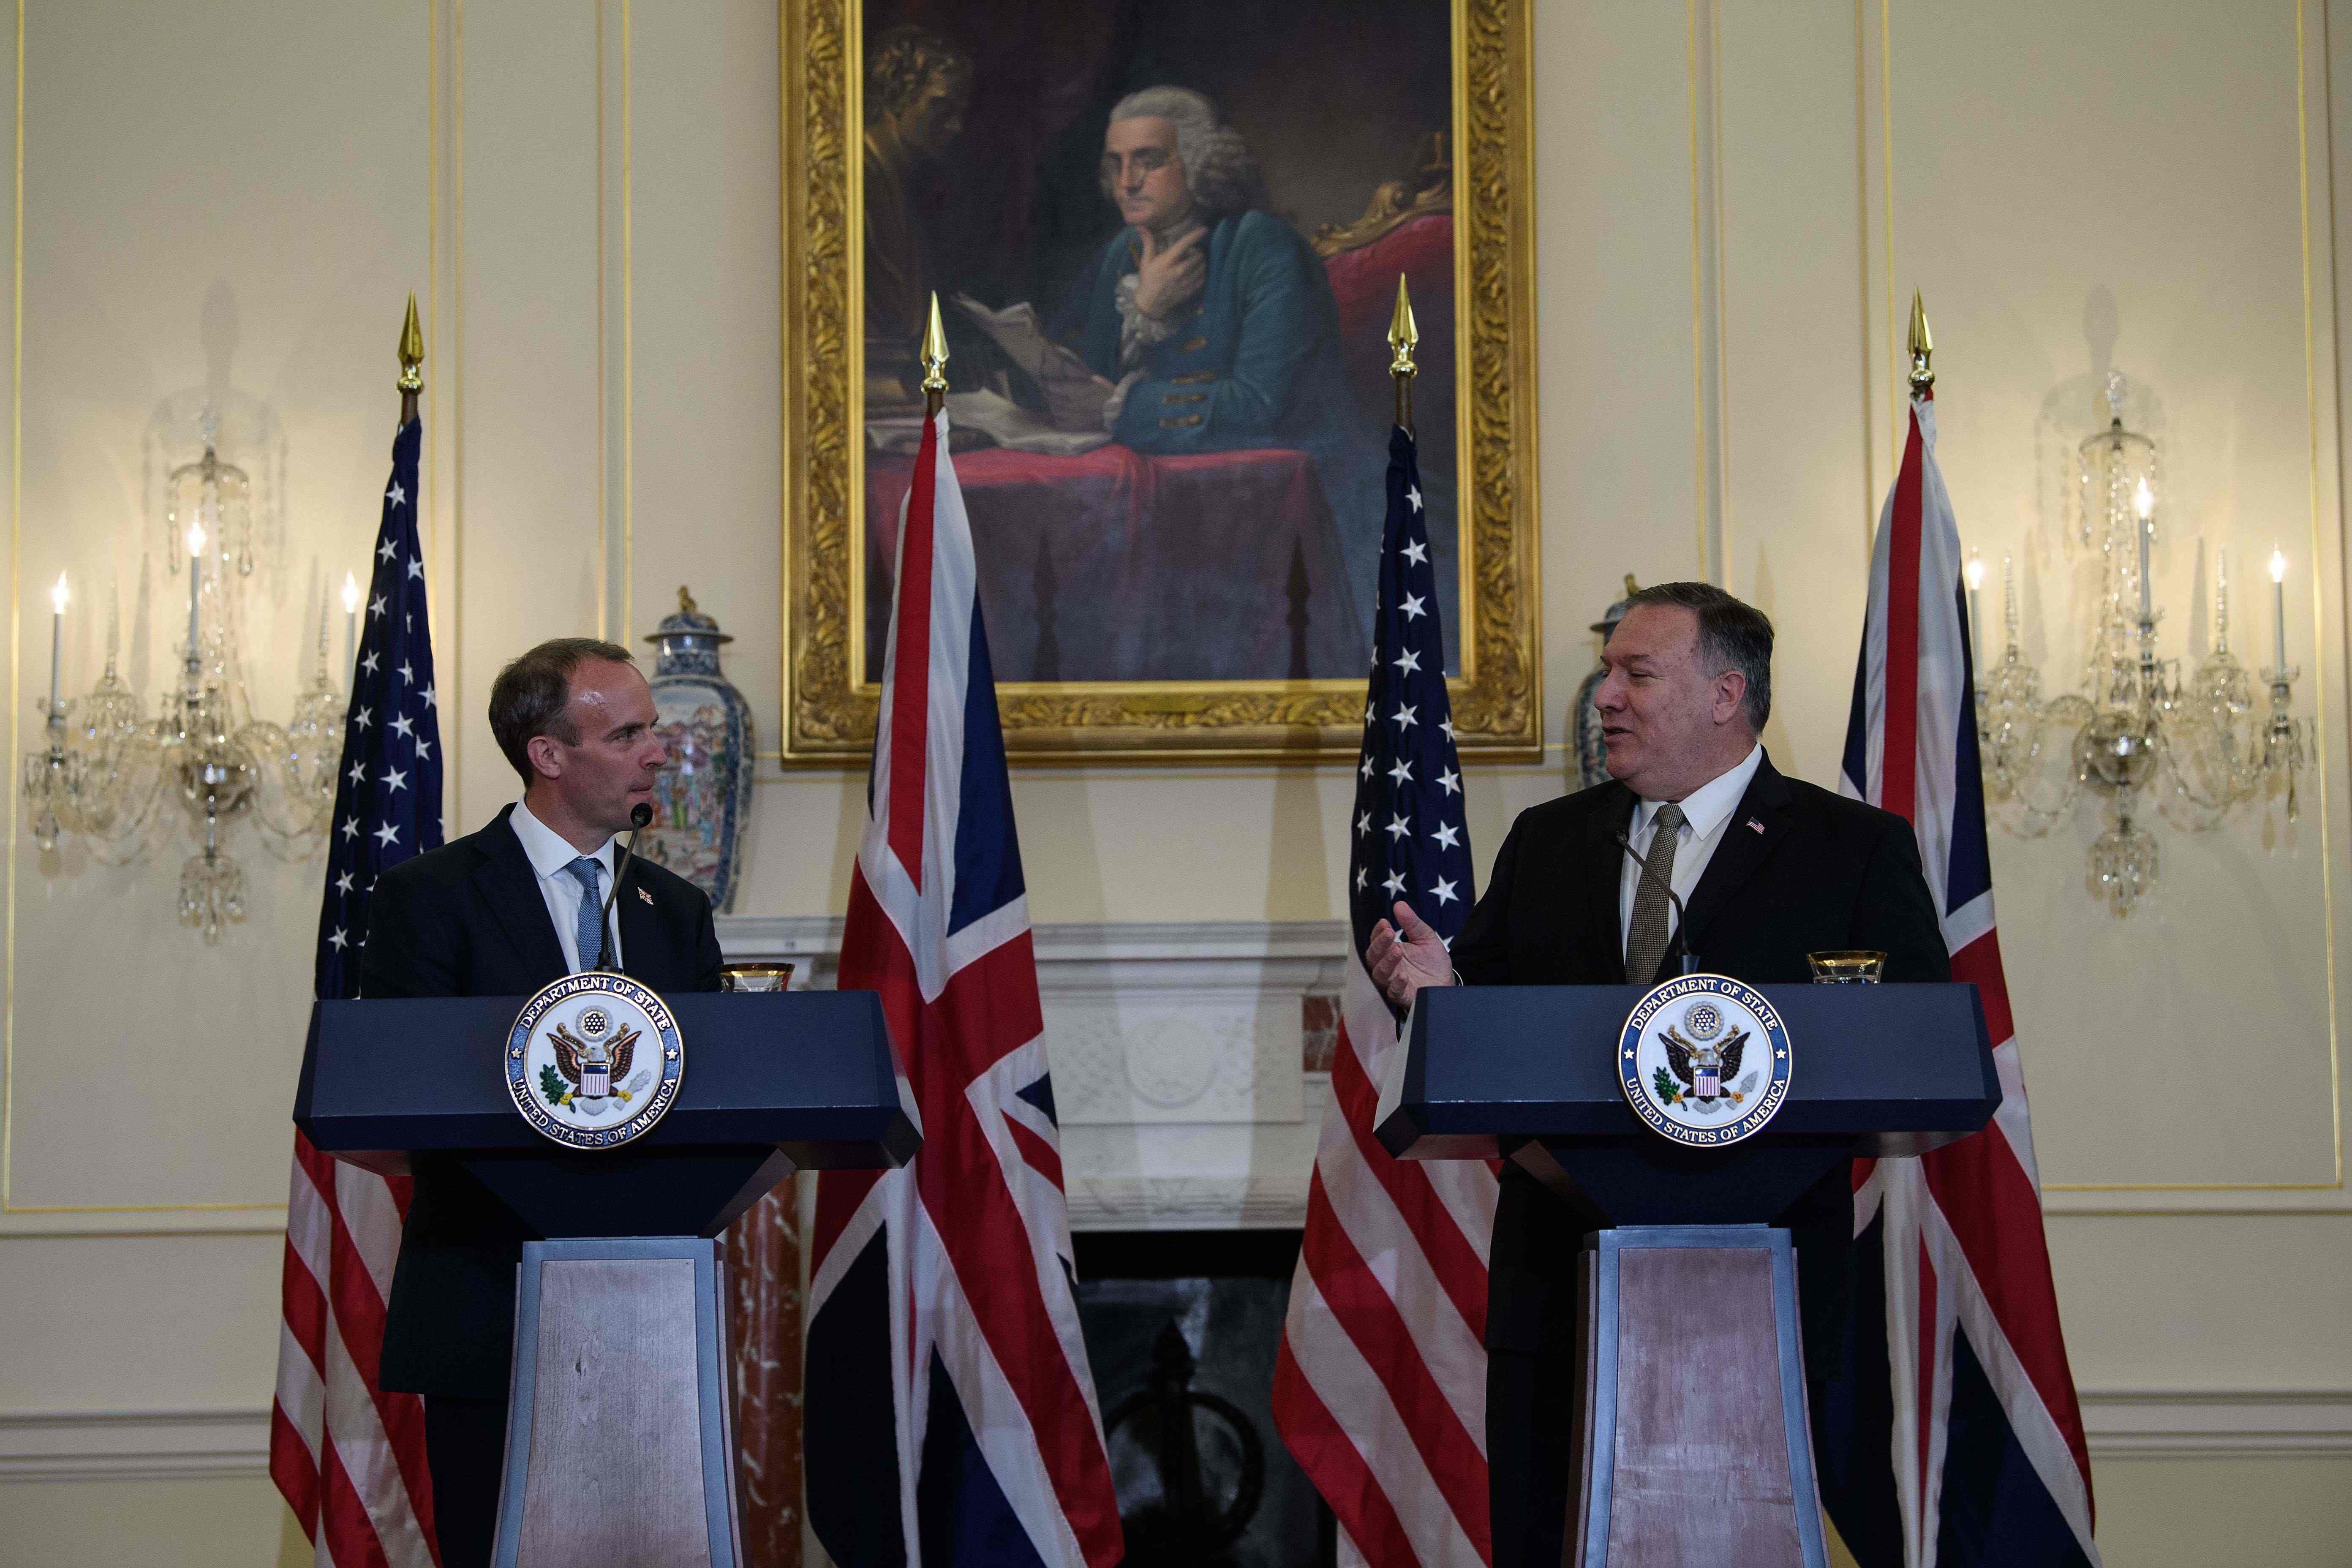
[1375,983,1998,1568]
[295,990,918,1568]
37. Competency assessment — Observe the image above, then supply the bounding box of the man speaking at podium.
[359,637,724,1568]
[1364,583,1948,1568]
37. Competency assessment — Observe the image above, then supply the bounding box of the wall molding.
[2078,1389,2352,1460]
[5,1390,2347,1484]
[716,915,1350,967]
[0,1409,276,1482]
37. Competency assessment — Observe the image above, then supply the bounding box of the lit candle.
[2270,547,2290,672]
[2134,478,2155,624]
[185,520,205,661]
[341,570,361,680]
[46,572,66,717]
[1963,550,1986,674]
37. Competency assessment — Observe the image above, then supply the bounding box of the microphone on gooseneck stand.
[1615,829,1697,976]
[596,802,656,972]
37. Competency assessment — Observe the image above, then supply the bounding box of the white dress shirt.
[1618,742,1764,962]
[508,798,623,973]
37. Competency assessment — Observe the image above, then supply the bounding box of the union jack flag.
[1272,424,1497,1565]
[271,414,444,1566]
[804,407,1122,1566]
[1824,376,2099,1567]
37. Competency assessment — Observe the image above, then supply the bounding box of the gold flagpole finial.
[920,291,949,411]
[397,291,425,392]
[1387,274,1419,377]
[1388,275,1419,431]
[1907,289,1934,391]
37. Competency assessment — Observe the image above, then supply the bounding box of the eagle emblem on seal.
[1658,999,1751,1104]
[550,1020,641,1102]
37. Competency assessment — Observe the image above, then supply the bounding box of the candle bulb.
[2134,478,2155,625]
[2216,546,2230,653]
[1963,550,1986,675]
[184,521,205,667]
[2270,547,2290,672]
[46,572,66,719]
[341,570,361,681]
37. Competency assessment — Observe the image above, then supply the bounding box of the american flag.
[803,406,1122,1566]
[270,414,444,1567]
[1272,425,1497,1566]
[1824,376,2099,1566]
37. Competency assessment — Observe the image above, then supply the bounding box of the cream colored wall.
[1,2,2348,1563]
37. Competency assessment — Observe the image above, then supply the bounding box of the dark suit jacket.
[359,803,724,1398]
[1449,751,1949,1358]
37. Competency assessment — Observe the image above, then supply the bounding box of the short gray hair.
[1101,86,1264,214]
[489,637,634,784]
[1622,581,1774,732]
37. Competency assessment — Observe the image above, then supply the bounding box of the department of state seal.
[1618,973,1791,1147]
[506,971,685,1150]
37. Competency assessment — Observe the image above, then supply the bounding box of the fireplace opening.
[1073,1230,1337,1568]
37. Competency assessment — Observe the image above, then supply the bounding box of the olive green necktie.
[1625,802,1687,982]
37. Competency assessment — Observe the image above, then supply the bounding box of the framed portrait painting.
[781,0,1538,761]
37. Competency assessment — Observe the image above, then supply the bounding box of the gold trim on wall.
[593,0,634,648]
[778,0,1542,763]
[4,0,23,1215]
[2042,0,2341,1196]
[0,0,457,1225]
[1855,0,2345,1203]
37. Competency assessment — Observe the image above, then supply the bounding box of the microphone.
[1615,829,1697,977]
[596,802,655,972]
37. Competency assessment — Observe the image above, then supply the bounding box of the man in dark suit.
[1365,582,1947,1568]
[359,637,724,1568]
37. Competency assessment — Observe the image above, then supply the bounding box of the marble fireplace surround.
[716,917,1348,1231]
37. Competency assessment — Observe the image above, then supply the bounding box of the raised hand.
[1364,900,1456,1010]
[1132,226,1207,318]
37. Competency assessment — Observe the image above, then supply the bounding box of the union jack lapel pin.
[638,886,655,905]
[1746,817,1765,834]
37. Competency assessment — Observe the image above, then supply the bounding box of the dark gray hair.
[1622,581,1773,732]
[1101,86,1265,214]
[489,637,634,784]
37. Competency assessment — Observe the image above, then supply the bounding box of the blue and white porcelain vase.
[641,586,753,912]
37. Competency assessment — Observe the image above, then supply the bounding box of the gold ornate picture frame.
[780,0,1539,762]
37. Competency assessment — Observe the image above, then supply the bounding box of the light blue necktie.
[564,856,607,972]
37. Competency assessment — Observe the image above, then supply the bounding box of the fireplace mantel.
[718,917,1348,1230]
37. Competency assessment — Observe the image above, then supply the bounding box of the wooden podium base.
[494,1239,743,1568]
[1567,1226,1827,1568]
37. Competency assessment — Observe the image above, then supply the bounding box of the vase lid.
[645,584,733,645]
[1591,573,1640,635]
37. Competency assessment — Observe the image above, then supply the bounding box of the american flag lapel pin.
[1746,817,1765,834]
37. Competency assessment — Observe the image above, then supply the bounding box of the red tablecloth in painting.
[864,443,1366,683]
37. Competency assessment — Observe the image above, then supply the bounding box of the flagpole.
[1388,274,1418,434]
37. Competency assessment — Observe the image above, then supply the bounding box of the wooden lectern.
[1376,983,1998,1568]
[295,990,919,1568]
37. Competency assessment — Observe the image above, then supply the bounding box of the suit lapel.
[615,860,670,988]
[1584,786,1636,984]
[473,806,569,987]
[1678,752,1794,962]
